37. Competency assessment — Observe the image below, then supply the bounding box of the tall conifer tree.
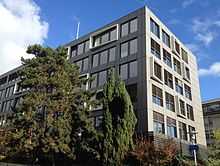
[3,45,99,165]
[102,70,137,165]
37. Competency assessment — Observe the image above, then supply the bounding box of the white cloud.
[191,17,220,46]
[182,0,195,8]
[0,0,49,75]
[199,62,220,77]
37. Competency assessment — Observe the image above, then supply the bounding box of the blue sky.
[1,0,220,101]
[23,0,220,101]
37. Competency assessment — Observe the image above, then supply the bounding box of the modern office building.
[203,98,220,145]
[0,6,206,153]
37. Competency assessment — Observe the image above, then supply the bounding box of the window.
[164,70,173,89]
[173,58,181,75]
[77,43,84,55]
[154,62,162,80]
[120,38,137,58]
[76,58,88,73]
[188,126,196,142]
[129,61,138,78]
[185,67,191,80]
[175,41,180,54]
[175,78,183,95]
[85,40,90,52]
[82,58,88,71]
[130,18,138,33]
[179,99,186,116]
[92,54,99,67]
[92,27,117,47]
[151,39,161,59]
[163,49,172,68]
[90,73,98,88]
[94,36,100,47]
[121,18,138,37]
[110,28,117,41]
[187,104,194,121]
[109,47,116,62]
[162,30,170,47]
[184,84,192,100]
[150,18,160,38]
[121,22,129,37]
[179,122,187,140]
[130,38,138,55]
[120,61,137,80]
[120,63,128,80]
[92,47,116,68]
[121,42,128,58]
[101,32,109,44]
[165,92,175,112]
[100,50,108,65]
[71,46,77,58]
[152,85,163,106]
[167,117,177,138]
[181,48,188,64]
[98,70,107,86]
[153,111,165,134]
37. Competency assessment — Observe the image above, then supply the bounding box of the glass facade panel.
[130,18,138,33]
[121,23,129,37]
[162,30,170,47]
[101,32,109,44]
[121,42,128,58]
[82,58,88,71]
[100,50,108,65]
[77,43,84,55]
[90,73,97,88]
[150,18,160,38]
[109,47,116,62]
[92,54,99,67]
[120,64,128,80]
[129,61,137,78]
[99,70,107,86]
[151,39,161,59]
[130,38,137,55]
[110,28,117,41]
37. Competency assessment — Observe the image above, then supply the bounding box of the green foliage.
[101,70,137,166]
[2,45,98,165]
[208,130,220,166]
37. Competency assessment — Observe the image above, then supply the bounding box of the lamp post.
[189,131,198,166]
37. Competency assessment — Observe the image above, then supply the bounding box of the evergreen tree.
[102,70,137,165]
[2,45,99,165]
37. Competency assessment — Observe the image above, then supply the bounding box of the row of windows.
[153,111,195,141]
[92,47,116,67]
[90,60,138,89]
[71,18,138,59]
[93,27,117,47]
[151,38,191,81]
[121,18,138,37]
[71,40,90,58]
[152,84,194,121]
[150,18,189,64]
[74,38,138,73]
[153,62,192,100]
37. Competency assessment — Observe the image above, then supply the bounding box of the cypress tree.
[102,70,137,165]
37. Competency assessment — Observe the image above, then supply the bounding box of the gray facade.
[0,6,206,152]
